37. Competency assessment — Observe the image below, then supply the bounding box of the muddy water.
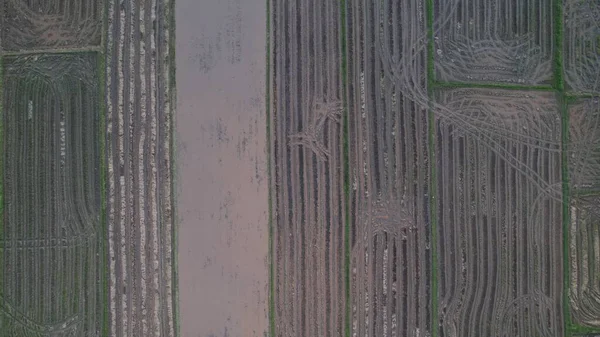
[175,0,268,336]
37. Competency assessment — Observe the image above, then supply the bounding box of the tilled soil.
[346,0,432,335]
[270,0,581,336]
[106,0,175,336]
[0,1,178,336]
[432,0,555,85]
[1,0,102,51]
[564,0,600,94]
[270,0,347,336]
[435,89,564,337]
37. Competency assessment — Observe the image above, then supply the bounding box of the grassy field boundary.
[265,0,275,335]
[560,93,572,337]
[550,1,600,333]
[340,0,351,336]
[569,325,600,335]
[0,55,4,302]
[425,0,435,89]
[553,0,573,334]
[97,49,109,337]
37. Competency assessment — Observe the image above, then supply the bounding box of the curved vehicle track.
[1,0,102,51]
[435,89,563,337]
[433,0,554,85]
[564,0,600,94]
[270,0,347,336]
[568,98,600,328]
[346,0,432,336]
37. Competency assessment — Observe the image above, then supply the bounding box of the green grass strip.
[551,11,600,337]
[569,325,600,335]
[560,93,572,337]
[266,0,275,335]
[433,81,554,92]
[553,0,571,333]
[0,56,4,300]
[340,0,351,336]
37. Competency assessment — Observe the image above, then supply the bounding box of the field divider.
[560,92,572,337]
[0,54,3,305]
[554,0,572,333]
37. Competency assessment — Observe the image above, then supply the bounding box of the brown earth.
[269,0,347,336]
[175,0,269,336]
[346,0,432,335]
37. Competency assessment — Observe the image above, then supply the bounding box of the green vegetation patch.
[1,53,103,336]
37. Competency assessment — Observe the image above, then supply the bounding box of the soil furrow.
[347,0,432,335]
[270,0,346,335]
[435,88,563,337]
[105,0,175,334]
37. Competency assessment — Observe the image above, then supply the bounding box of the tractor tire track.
[564,0,600,94]
[568,98,600,327]
[432,0,554,85]
[435,88,563,337]
[346,0,432,336]
[1,0,102,51]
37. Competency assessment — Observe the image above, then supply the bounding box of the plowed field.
[269,0,600,336]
